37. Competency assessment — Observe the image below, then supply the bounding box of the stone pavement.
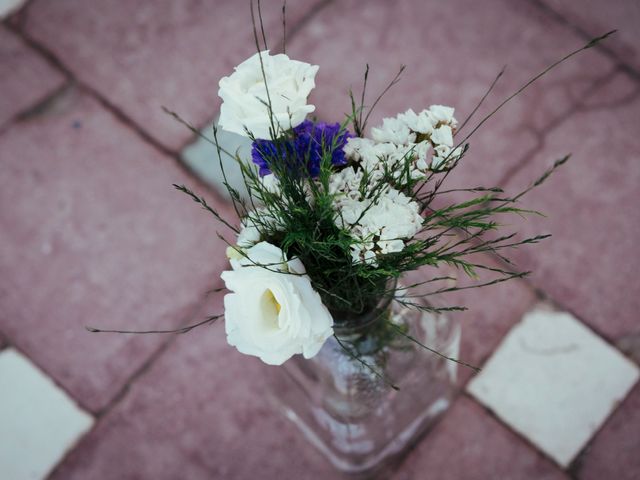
[1,1,639,479]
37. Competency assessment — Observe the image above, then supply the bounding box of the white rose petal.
[221,242,333,365]
[218,50,319,140]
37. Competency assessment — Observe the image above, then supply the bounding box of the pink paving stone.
[286,0,614,190]
[392,396,568,480]
[499,69,640,341]
[0,26,65,128]
[49,292,341,480]
[0,89,235,412]
[23,0,322,152]
[403,256,538,386]
[578,382,640,480]
[539,0,640,73]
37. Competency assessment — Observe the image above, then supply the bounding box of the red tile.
[499,70,640,340]
[285,0,615,189]
[578,383,640,480]
[403,256,538,386]
[617,334,640,366]
[50,292,339,480]
[24,0,322,151]
[0,89,235,412]
[0,26,65,128]
[392,396,568,480]
[538,0,640,73]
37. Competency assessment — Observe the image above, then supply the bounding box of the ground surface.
[1,1,639,479]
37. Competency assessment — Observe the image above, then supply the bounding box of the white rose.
[218,50,319,140]
[220,242,334,365]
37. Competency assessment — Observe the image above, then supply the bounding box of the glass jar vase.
[268,294,460,476]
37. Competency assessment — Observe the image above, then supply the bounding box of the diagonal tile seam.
[0,333,97,417]
[3,23,234,208]
[44,278,227,480]
[0,0,34,30]
[461,390,573,478]
[93,277,227,420]
[0,79,72,136]
[492,66,620,187]
[528,0,640,81]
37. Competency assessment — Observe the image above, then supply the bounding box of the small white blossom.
[260,174,280,193]
[334,187,423,265]
[430,125,454,147]
[371,117,416,145]
[398,108,435,134]
[428,105,458,128]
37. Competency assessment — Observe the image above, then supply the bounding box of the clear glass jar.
[268,294,460,476]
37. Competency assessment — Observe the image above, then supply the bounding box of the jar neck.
[330,288,395,338]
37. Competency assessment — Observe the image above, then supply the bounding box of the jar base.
[271,391,452,477]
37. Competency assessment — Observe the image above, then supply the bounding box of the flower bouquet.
[90,4,613,475]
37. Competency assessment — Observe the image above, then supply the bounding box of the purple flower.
[251,121,352,178]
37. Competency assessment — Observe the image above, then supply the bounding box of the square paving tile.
[467,304,639,467]
[538,0,640,73]
[577,382,640,480]
[285,0,614,191]
[24,0,322,151]
[0,89,234,412]
[0,348,94,480]
[48,292,339,480]
[392,396,567,480]
[0,26,65,129]
[180,119,254,201]
[500,70,640,341]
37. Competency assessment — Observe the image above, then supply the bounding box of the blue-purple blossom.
[251,120,352,178]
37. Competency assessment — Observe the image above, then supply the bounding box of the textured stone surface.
[285,0,614,190]
[468,305,639,467]
[24,0,322,151]
[50,292,340,480]
[0,89,234,412]
[578,383,640,480]
[538,0,640,73]
[0,26,65,129]
[392,396,567,480]
[0,348,94,480]
[403,253,539,386]
[500,70,640,341]
[180,119,254,201]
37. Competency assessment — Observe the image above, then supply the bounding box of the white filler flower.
[218,50,319,140]
[221,242,333,365]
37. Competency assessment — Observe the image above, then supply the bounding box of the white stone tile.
[180,119,254,201]
[467,304,639,467]
[0,0,26,19]
[0,348,94,480]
